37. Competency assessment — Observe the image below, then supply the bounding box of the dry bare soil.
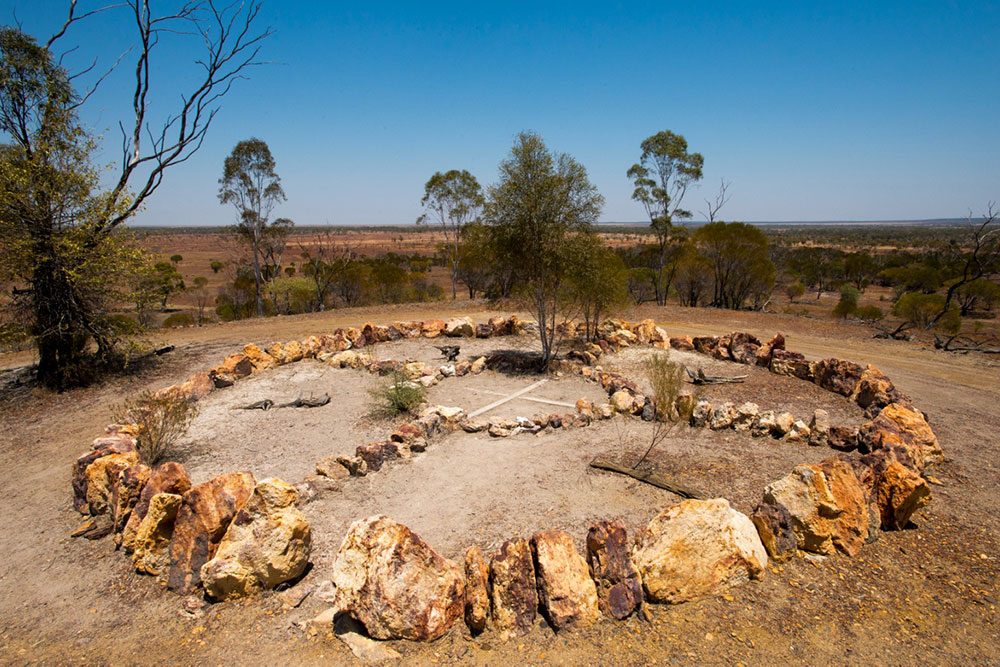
[1,302,998,665]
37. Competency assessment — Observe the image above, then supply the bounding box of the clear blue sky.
[6,1,1000,226]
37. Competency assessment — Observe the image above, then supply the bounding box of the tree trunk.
[251,241,263,317]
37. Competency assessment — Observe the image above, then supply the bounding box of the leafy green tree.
[564,233,628,340]
[219,138,287,317]
[892,293,959,333]
[456,221,508,299]
[418,169,483,299]
[627,130,704,305]
[210,260,225,274]
[832,284,859,319]
[786,281,806,303]
[674,247,713,307]
[694,222,775,309]
[953,278,1000,315]
[484,131,603,368]
[170,254,183,265]
[153,261,185,309]
[0,4,269,390]
[843,251,878,291]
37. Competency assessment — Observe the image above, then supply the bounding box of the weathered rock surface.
[773,412,796,436]
[84,451,141,516]
[770,349,814,381]
[242,343,277,372]
[315,456,350,481]
[586,520,642,620]
[531,530,599,631]
[330,515,464,641]
[690,399,712,427]
[444,317,475,337]
[808,409,831,447]
[875,460,932,529]
[110,464,151,535]
[858,403,942,471]
[120,462,192,551]
[489,538,538,641]
[752,411,777,437]
[751,502,798,562]
[732,402,760,432]
[166,471,256,594]
[464,545,490,634]
[632,499,767,604]
[813,358,864,396]
[759,459,868,557]
[200,478,312,600]
[72,434,136,514]
[786,419,811,442]
[728,332,761,365]
[709,402,737,430]
[132,492,183,576]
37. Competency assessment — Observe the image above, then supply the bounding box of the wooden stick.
[468,379,548,418]
[472,388,575,409]
[589,456,704,500]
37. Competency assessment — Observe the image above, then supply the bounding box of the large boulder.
[210,352,254,386]
[531,530,599,631]
[132,492,183,576]
[850,365,910,414]
[727,332,761,365]
[84,451,141,516]
[444,317,475,337]
[242,343,277,372]
[769,349,814,381]
[200,478,312,600]
[489,538,537,641]
[813,358,864,396]
[119,462,191,552]
[166,471,256,594]
[330,515,464,641]
[755,333,785,367]
[110,464,151,535]
[853,449,932,530]
[421,319,446,338]
[632,499,767,604]
[858,403,942,471]
[72,434,136,514]
[586,520,642,620]
[758,459,868,557]
[463,545,490,634]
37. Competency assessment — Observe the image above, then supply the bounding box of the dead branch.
[590,457,704,500]
[934,334,1000,354]
[684,366,747,384]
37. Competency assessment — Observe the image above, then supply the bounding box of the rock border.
[69,315,941,646]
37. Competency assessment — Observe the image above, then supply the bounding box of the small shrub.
[855,305,884,323]
[832,285,859,319]
[368,370,426,418]
[113,390,198,464]
[632,351,693,469]
[162,312,195,328]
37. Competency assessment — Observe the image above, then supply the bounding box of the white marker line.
[473,388,575,409]
[468,379,549,418]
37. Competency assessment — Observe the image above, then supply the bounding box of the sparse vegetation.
[632,351,692,469]
[368,370,426,418]
[112,391,199,465]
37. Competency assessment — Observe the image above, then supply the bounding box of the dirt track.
[0,302,998,665]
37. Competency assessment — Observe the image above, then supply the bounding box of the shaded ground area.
[0,303,998,664]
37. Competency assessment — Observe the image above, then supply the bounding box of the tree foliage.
[219,137,288,317]
[484,131,604,368]
[418,169,483,299]
[693,222,775,309]
[627,130,704,305]
[0,2,270,389]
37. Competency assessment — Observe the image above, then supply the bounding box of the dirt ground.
[1,302,998,665]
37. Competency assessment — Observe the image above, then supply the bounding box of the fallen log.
[589,457,704,500]
[684,366,747,385]
[279,393,331,408]
[235,394,331,411]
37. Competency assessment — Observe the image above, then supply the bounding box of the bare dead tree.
[927,202,1000,329]
[47,0,273,234]
[299,230,357,311]
[700,178,731,223]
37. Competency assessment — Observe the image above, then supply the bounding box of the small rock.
[315,456,351,480]
[278,581,314,609]
[773,412,795,436]
[732,402,760,432]
[464,545,489,634]
[808,409,831,447]
[709,402,736,430]
[690,399,712,427]
[786,420,811,442]
[335,615,402,662]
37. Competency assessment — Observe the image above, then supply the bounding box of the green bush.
[832,285,859,319]
[855,305,884,323]
[368,370,426,418]
[162,312,195,328]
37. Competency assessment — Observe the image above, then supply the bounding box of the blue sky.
[6,1,999,225]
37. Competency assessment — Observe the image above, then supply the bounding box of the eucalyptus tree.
[218,138,287,317]
[484,131,603,368]
[418,169,483,299]
[0,3,271,389]
[627,130,704,305]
